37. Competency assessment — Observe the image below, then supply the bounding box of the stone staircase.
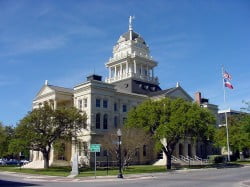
[22,160,45,169]
[178,155,208,165]
[153,154,208,166]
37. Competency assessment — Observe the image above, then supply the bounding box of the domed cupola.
[105,16,159,87]
[119,31,146,45]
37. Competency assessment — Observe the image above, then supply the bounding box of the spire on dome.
[129,16,135,40]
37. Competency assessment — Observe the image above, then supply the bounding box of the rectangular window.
[84,98,87,108]
[78,100,82,110]
[103,100,108,108]
[96,99,101,107]
[122,104,127,112]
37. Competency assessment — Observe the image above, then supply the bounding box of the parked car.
[0,159,7,166]
[20,160,29,165]
[6,159,20,166]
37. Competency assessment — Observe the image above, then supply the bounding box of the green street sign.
[90,144,101,152]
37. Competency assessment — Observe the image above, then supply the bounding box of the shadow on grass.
[0,179,40,187]
[171,163,244,171]
[212,163,244,169]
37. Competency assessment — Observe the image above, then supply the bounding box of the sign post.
[90,144,101,179]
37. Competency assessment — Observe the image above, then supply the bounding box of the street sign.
[90,144,101,179]
[90,144,101,152]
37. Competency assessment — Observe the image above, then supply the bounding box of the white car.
[0,159,7,166]
[20,160,29,165]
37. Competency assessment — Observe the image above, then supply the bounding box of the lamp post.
[70,124,79,176]
[117,129,123,178]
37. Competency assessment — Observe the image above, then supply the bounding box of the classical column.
[54,100,57,110]
[134,60,136,74]
[120,64,122,78]
[115,65,117,79]
[126,61,128,76]
[140,64,143,75]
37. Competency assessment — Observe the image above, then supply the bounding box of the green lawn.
[78,165,166,177]
[0,162,248,177]
[0,165,166,177]
[231,160,250,164]
[0,166,71,176]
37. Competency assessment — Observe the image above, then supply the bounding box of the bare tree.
[101,127,153,167]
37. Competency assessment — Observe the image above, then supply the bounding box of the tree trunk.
[162,147,172,170]
[43,151,50,169]
[166,152,172,170]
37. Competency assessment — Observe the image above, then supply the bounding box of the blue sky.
[1,0,250,125]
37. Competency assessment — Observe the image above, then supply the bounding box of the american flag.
[223,71,232,80]
[224,79,233,89]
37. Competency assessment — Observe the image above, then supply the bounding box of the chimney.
[195,92,201,105]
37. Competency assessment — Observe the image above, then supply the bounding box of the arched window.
[103,114,108,129]
[96,113,100,129]
[114,116,118,128]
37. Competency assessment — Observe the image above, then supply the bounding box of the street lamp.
[70,123,79,176]
[117,129,123,178]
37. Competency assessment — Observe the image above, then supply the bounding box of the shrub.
[208,155,226,163]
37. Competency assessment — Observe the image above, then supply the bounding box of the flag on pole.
[224,79,233,89]
[223,71,232,80]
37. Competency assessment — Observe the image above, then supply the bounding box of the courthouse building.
[25,18,218,168]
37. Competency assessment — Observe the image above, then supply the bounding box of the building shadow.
[0,179,40,187]
[214,163,244,169]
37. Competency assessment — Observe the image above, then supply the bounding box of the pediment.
[167,87,193,101]
[34,85,55,100]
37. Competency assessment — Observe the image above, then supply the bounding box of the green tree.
[0,122,7,157]
[0,123,16,158]
[214,114,250,157]
[15,103,87,168]
[126,98,215,170]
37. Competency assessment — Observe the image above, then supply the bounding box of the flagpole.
[222,66,231,162]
